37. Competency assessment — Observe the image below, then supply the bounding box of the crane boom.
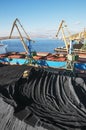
[56,20,64,37]
[15,24,29,54]
[15,18,31,40]
[9,18,31,54]
[56,20,69,51]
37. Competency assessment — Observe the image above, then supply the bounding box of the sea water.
[1,38,64,53]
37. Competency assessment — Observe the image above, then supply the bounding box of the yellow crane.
[56,20,71,52]
[66,29,86,41]
[9,18,31,54]
[56,20,86,51]
[56,20,79,70]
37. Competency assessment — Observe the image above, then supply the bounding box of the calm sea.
[1,38,64,53]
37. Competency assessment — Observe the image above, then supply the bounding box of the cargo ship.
[0,19,86,73]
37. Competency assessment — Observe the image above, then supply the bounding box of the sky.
[0,0,86,38]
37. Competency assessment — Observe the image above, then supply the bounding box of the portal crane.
[56,20,79,70]
[9,18,31,54]
[56,20,71,52]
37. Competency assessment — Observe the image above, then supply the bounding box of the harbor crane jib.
[9,18,32,55]
[56,20,71,52]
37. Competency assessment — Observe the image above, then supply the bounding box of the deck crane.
[9,18,32,55]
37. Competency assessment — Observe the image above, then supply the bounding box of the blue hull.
[74,63,86,70]
[0,57,86,70]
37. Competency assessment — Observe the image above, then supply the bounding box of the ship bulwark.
[0,65,86,130]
